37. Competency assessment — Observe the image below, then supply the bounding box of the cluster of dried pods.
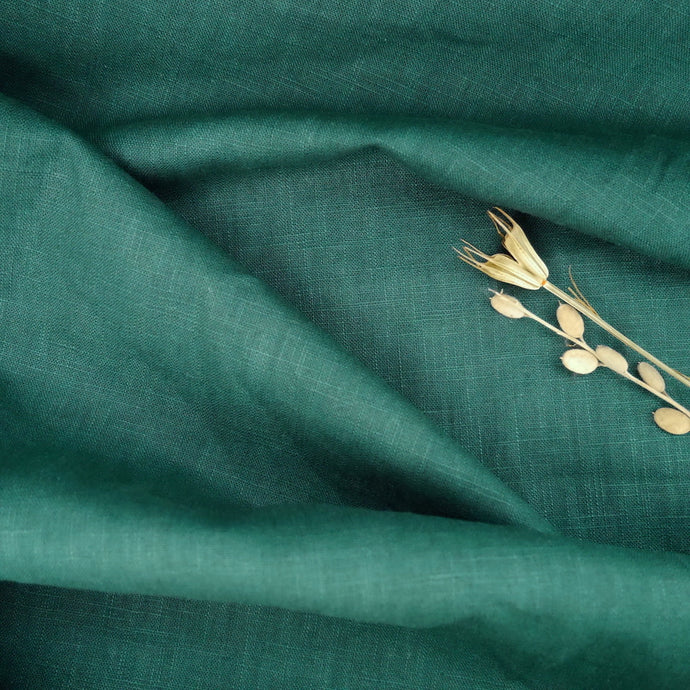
[490,292,690,435]
[456,208,690,435]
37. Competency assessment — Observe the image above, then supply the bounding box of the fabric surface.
[1,1,689,688]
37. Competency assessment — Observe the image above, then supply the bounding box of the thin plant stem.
[616,369,690,418]
[543,281,690,389]
[490,291,690,418]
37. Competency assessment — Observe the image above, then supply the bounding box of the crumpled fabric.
[1,1,689,688]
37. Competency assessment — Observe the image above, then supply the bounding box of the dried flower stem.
[457,209,690,389]
[616,370,690,418]
[489,290,690,418]
[543,280,690,389]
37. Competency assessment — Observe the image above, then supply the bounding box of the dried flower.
[488,208,550,282]
[456,208,690,388]
[454,208,549,290]
[487,291,690,434]
[454,243,546,290]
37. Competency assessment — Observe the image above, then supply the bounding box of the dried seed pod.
[595,345,628,374]
[653,408,690,435]
[637,362,666,393]
[490,292,526,319]
[556,303,585,339]
[561,348,599,375]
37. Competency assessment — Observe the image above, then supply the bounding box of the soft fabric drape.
[1,1,689,687]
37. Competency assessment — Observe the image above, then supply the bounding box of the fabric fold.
[0,94,549,531]
[94,112,690,269]
[2,0,690,684]
[2,484,690,687]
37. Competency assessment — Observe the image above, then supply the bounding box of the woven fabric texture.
[1,1,689,688]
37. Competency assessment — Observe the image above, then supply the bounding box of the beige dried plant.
[489,291,690,434]
[455,208,690,388]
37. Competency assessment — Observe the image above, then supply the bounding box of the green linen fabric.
[1,0,689,687]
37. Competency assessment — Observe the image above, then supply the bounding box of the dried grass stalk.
[456,208,690,388]
[486,292,690,434]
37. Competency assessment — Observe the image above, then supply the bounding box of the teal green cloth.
[1,1,689,688]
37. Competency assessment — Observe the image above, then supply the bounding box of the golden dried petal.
[637,362,666,393]
[561,348,599,375]
[490,292,526,319]
[483,254,545,290]
[455,238,545,290]
[556,303,585,339]
[595,345,628,374]
[653,408,690,435]
[488,208,549,282]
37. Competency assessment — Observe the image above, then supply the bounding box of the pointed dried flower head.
[556,303,585,339]
[489,291,526,318]
[561,348,599,374]
[653,408,690,435]
[454,208,549,290]
[488,208,549,282]
[454,242,546,290]
[455,207,690,390]
[595,345,628,374]
[637,362,666,393]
